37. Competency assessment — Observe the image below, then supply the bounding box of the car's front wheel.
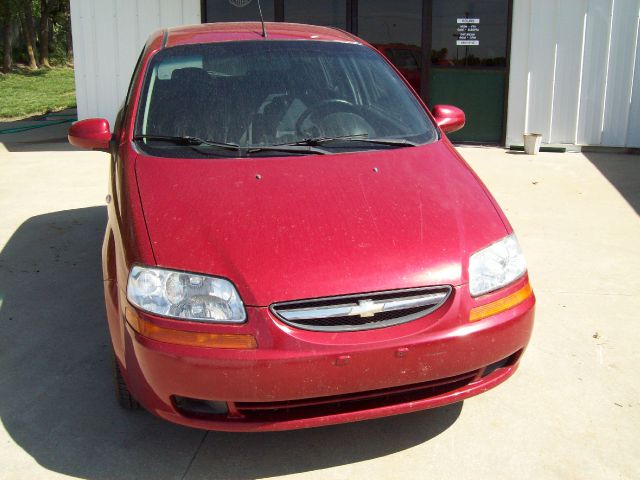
[113,355,140,410]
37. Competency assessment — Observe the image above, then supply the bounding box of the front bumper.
[113,280,535,431]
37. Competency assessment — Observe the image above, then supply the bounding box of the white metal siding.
[506,0,640,147]
[69,0,200,125]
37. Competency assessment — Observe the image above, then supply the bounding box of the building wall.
[69,0,200,126]
[506,0,640,147]
[70,0,640,147]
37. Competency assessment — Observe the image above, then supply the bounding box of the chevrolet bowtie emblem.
[351,299,384,318]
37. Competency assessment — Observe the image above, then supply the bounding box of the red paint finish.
[135,141,506,306]
[164,22,359,48]
[432,105,466,134]
[68,118,111,150]
[122,279,534,431]
[72,22,535,431]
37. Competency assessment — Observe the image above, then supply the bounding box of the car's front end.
[118,274,533,431]
[73,23,535,431]
[107,138,535,431]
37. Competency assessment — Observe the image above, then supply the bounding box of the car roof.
[161,22,362,48]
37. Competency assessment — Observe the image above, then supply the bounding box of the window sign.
[431,1,507,67]
[457,18,480,46]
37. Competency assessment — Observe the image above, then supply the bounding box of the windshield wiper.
[280,134,419,148]
[133,134,240,151]
[135,135,327,156]
[247,144,330,155]
[274,133,369,146]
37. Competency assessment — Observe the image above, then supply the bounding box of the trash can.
[523,133,542,155]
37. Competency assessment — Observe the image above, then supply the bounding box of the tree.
[49,0,71,64]
[0,0,17,73]
[39,0,50,67]
[0,0,71,72]
[2,19,12,73]
[20,0,38,69]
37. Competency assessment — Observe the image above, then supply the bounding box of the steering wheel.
[295,99,373,138]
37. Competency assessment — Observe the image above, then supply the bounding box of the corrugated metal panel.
[628,12,640,147]
[576,0,613,145]
[505,0,531,144]
[601,0,640,146]
[76,1,100,120]
[69,1,88,118]
[525,0,557,141]
[94,1,119,123]
[114,0,139,101]
[70,0,201,125]
[160,0,185,26]
[507,0,640,147]
[183,1,201,24]
[549,0,587,144]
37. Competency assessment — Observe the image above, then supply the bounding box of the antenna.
[256,0,267,38]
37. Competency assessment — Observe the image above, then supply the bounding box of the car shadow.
[0,206,461,480]
[583,151,640,215]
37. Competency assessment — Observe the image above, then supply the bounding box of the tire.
[113,355,140,410]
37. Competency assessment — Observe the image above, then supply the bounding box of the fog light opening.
[173,396,229,417]
[481,350,522,378]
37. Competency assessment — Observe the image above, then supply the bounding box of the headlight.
[469,234,527,297]
[127,266,246,323]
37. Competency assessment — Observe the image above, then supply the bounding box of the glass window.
[284,0,346,29]
[389,48,421,71]
[205,0,274,22]
[431,0,508,67]
[358,0,423,93]
[135,41,437,157]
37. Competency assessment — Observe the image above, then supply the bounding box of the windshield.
[135,40,438,157]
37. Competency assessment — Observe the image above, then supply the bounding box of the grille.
[235,371,477,422]
[270,286,452,332]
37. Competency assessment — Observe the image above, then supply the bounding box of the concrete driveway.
[0,126,638,479]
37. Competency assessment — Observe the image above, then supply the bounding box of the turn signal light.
[125,307,257,349]
[469,281,533,322]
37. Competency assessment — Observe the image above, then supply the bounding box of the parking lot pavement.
[0,109,79,154]
[0,135,638,479]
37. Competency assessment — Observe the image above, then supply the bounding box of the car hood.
[135,141,507,306]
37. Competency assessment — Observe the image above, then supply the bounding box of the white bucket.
[523,133,542,155]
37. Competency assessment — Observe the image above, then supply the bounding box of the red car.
[68,22,534,432]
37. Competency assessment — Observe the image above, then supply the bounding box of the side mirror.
[432,105,465,134]
[68,118,112,150]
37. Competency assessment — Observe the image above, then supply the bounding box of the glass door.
[205,0,275,22]
[202,0,511,143]
[358,0,424,95]
[429,0,510,143]
[284,0,346,29]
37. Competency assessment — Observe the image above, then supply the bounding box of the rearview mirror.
[432,105,465,134]
[68,118,112,151]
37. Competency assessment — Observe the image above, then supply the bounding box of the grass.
[0,67,76,120]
